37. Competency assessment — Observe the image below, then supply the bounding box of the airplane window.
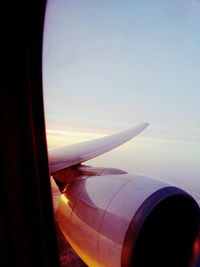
[43,1,200,266]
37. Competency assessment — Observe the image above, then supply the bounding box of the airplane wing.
[48,122,149,174]
[49,122,200,267]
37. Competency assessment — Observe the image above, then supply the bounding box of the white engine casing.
[56,173,200,267]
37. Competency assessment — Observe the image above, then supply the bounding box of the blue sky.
[43,0,200,139]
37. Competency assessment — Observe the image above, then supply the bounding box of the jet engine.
[56,173,200,267]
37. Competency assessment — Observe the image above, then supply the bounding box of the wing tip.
[130,122,150,132]
[140,122,150,129]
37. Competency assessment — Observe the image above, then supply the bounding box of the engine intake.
[122,187,200,267]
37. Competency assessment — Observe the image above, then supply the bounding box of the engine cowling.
[56,173,200,267]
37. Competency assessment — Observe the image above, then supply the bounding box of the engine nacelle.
[56,174,200,267]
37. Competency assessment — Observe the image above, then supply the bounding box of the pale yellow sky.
[46,128,105,149]
[46,126,200,150]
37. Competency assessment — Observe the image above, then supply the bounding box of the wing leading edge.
[48,122,149,174]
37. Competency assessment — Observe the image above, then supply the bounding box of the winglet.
[48,122,149,174]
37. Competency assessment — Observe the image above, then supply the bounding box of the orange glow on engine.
[61,194,69,205]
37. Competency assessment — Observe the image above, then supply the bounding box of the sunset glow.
[61,194,69,205]
[46,128,106,149]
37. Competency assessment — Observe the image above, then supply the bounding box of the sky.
[43,0,200,140]
[43,0,200,201]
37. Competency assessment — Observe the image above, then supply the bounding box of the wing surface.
[48,122,149,174]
